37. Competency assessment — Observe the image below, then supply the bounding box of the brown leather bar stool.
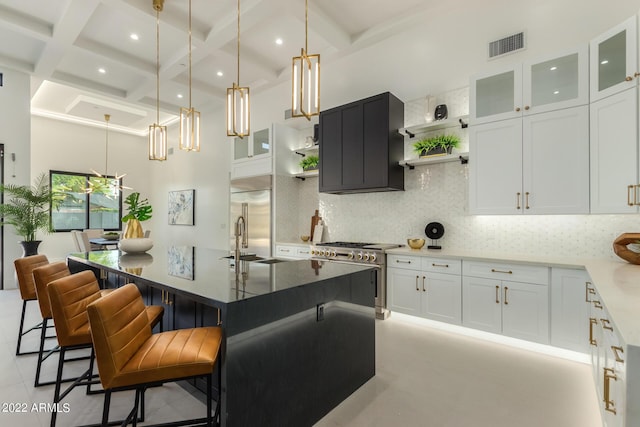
[14,254,53,356]
[87,283,223,427]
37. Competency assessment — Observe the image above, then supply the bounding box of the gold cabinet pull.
[504,286,509,305]
[604,367,618,414]
[495,285,500,304]
[396,259,412,264]
[524,106,530,110]
[635,72,640,78]
[422,276,426,292]
[432,263,449,268]
[629,185,635,206]
[516,192,521,209]
[593,300,603,310]
[217,308,222,326]
[415,275,419,291]
[515,107,521,112]
[491,268,513,274]
[585,282,595,302]
[161,290,172,305]
[636,184,639,206]
[525,192,530,209]
[589,318,598,346]
[611,346,625,363]
[625,76,634,82]
[600,318,613,331]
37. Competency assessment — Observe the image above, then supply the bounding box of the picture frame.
[168,189,195,225]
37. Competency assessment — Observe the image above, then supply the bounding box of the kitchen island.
[68,246,377,427]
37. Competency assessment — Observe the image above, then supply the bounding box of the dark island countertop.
[67,246,375,307]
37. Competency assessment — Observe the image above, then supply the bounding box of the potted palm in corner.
[0,173,61,256]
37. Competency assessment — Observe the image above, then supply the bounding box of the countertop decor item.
[101,232,119,240]
[434,104,448,120]
[613,233,640,264]
[310,210,321,241]
[301,235,310,242]
[118,237,154,254]
[407,238,425,249]
[122,192,153,239]
[425,222,445,249]
[0,172,61,256]
[413,134,460,158]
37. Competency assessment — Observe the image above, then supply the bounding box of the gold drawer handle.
[604,367,618,414]
[600,318,613,331]
[495,285,500,304]
[589,318,598,346]
[593,300,603,310]
[504,286,509,305]
[415,275,419,291]
[491,268,513,274]
[516,192,521,210]
[585,282,595,302]
[611,346,624,363]
[422,276,426,292]
[525,191,530,209]
[396,259,412,264]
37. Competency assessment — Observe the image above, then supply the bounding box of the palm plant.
[0,173,60,242]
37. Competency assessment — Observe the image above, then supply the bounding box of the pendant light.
[87,114,128,195]
[149,0,167,160]
[226,0,250,138]
[179,0,201,151]
[292,0,320,120]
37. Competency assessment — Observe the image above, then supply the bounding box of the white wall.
[0,68,30,288]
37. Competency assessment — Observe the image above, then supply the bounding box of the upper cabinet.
[590,16,638,103]
[319,92,404,194]
[231,128,272,179]
[470,46,589,125]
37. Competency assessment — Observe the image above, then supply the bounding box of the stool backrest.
[47,270,102,347]
[33,262,71,319]
[14,254,49,301]
[87,283,152,389]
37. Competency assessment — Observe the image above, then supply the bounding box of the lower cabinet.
[275,244,311,259]
[550,268,591,353]
[388,255,462,325]
[462,261,549,344]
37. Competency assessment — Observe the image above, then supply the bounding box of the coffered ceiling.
[0,0,446,134]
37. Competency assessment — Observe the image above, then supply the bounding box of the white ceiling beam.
[51,71,127,98]
[0,53,34,74]
[0,4,52,40]
[306,3,352,50]
[74,37,155,76]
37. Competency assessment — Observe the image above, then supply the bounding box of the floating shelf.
[294,170,319,180]
[399,115,469,138]
[293,145,319,156]
[399,152,469,169]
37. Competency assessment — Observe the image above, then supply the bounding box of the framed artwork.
[168,189,195,225]
[167,245,195,280]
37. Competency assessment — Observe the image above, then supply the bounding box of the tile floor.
[0,288,602,427]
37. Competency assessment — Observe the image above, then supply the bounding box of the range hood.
[318,92,404,194]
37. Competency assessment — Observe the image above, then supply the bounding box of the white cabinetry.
[589,16,640,213]
[232,128,272,179]
[388,254,462,325]
[469,46,590,215]
[275,244,311,259]
[462,261,549,344]
[550,268,591,353]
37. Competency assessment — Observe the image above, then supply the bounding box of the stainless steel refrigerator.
[230,175,272,258]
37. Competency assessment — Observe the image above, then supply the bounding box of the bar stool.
[14,254,52,356]
[86,284,223,427]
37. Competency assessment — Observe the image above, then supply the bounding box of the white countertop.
[386,246,640,348]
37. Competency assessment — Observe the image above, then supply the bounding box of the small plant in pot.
[0,173,61,256]
[300,155,319,171]
[413,134,460,157]
[121,192,152,239]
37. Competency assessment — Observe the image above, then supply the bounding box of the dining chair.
[70,231,82,251]
[86,283,222,427]
[76,231,100,251]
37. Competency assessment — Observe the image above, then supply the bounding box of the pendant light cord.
[305,0,308,53]
[104,114,110,176]
[237,0,240,85]
[156,6,160,124]
[188,0,193,109]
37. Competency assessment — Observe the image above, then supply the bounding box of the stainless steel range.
[311,242,401,320]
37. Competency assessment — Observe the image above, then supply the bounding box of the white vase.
[118,238,153,254]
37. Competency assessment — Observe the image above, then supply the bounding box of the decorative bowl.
[102,232,120,240]
[407,238,425,249]
[300,235,310,242]
[118,238,153,254]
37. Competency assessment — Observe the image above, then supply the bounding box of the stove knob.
[320,249,326,256]
[311,249,317,255]
[348,252,355,260]
[357,252,364,261]
[364,253,370,261]
[370,253,377,262]
[331,250,337,257]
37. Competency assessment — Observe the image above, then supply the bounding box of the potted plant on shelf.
[413,134,460,158]
[300,155,319,172]
[121,192,152,239]
[0,173,61,256]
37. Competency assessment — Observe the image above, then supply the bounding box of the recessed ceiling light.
[98,68,106,74]
[549,66,557,71]
[275,38,283,45]
[553,90,560,95]
[130,33,139,41]
[217,71,224,77]
[601,60,609,65]
[177,94,184,99]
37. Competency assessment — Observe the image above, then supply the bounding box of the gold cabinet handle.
[635,72,640,78]
[515,107,521,112]
[524,106,530,110]
[491,268,513,274]
[589,318,598,346]
[593,300,603,310]
[422,276,426,292]
[396,259,412,264]
[601,318,613,331]
[495,285,500,304]
[432,263,449,268]
[604,367,618,414]
[161,290,172,305]
[415,275,419,291]
[504,286,509,305]
[525,192,530,209]
[628,185,634,206]
[516,192,521,210]
[585,282,595,302]
[611,346,625,363]
[217,308,222,326]
[625,76,634,82]
[636,184,639,206]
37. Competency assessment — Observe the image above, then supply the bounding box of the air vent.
[488,32,525,59]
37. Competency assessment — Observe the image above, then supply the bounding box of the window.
[50,171,123,232]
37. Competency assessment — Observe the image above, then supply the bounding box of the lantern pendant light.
[226,0,250,138]
[292,0,320,120]
[149,0,167,160]
[179,0,201,151]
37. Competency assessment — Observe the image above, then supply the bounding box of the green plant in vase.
[412,134,460,157]
[122,192,152,239]
[300,155,319,171]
